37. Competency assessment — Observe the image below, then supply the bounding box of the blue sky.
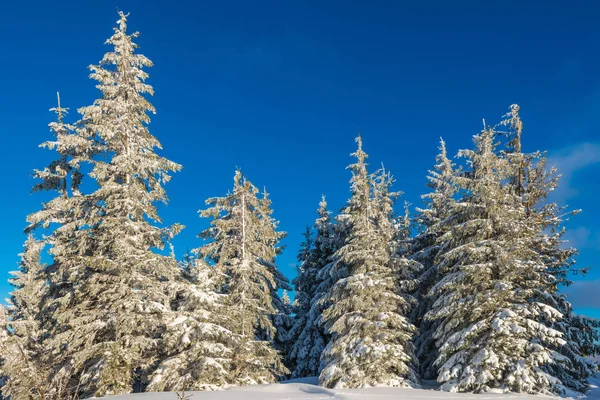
[1,0,599,317]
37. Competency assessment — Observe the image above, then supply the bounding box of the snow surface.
[101,376,600,399]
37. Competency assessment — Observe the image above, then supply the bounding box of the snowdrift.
[102,376,597,400]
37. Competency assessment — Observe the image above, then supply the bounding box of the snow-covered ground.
[102,376,600,400]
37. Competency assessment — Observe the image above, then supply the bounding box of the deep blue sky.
[1,0,599,317]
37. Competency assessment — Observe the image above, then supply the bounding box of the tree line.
[1,12,598,399]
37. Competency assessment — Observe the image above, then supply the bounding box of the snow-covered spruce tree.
[410,138,458,378]
[288,197,338,378]
[1,237,58,399]
[499,105,599,392]
[197,170,289,384]
[372,167,414,256]
[7,236,47,352]
[43,12,183,397]
[412,138,457,296]
[147,255,237,391]
[287,226,316,376]
[26,92,94,328]
[2,94,95,399]
[312,200,352,341]
[259,187,294,358]
[319,136,421,388]
[551,301,600,393]
[426,125,571,394]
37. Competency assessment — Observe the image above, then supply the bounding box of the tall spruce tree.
[319,136,421,388]
[289,197,337,378]
[197,170,289,384]
[313,202,352,353]
[26,91,93,327]
[259,188,294,358]
[2,93,94,398]
[410,138,458,378]
[426,125,572,394]
[412,138,457,289]
[499,105,599,392]
[43,12,183,397]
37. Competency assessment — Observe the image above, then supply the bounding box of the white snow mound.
[100,376,593,400]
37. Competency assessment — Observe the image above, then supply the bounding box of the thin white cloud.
[563,279,600,309]
[547,142,600,202]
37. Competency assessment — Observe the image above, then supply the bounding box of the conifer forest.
[1,11,599,400]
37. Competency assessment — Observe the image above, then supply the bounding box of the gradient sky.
[1,0,599,318]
